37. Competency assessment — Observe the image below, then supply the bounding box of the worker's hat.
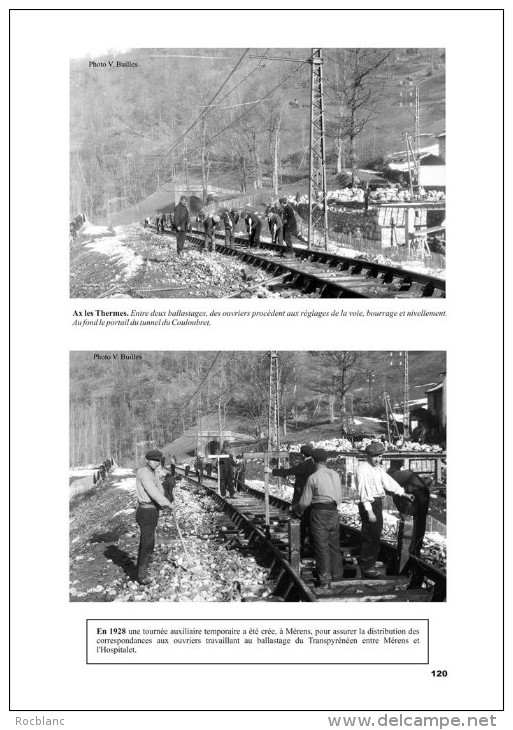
[300,443,314,456]
[311,448,329,463]
[364,441,385,456]
[145,449,163,461]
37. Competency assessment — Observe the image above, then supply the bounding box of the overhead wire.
[153,50,271,170]
[156,49,251,170]
[204,53,314,147]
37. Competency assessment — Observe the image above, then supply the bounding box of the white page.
[9,5,506,728]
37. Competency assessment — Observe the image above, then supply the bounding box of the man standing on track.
[219,449,237,499]
[355,442,413,578]
[194,452,205,488]
[221,209,238,247]
[298,448,344,594]
[280,197,298,254]
[173,196,190,256]
[268,444,316,551]
[135,449,175,585]
[203,214,220,252]
[268,209,284,250]
[243,211,262,249]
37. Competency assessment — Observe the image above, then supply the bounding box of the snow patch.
[84,229,144,280]
[112,478,136,492]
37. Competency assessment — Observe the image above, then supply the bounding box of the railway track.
[176,467,446,602]
[150,225,446,299]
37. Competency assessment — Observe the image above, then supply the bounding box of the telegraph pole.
[267,351,280,451]
[403,351,410,438]
[308,48,329,251]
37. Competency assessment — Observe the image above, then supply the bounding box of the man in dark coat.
[268,210,284,248]
[221,209,238,247]
[219,450,237,498]
[194,453,205,488]
[269,444,316,550]
[280,198,298,253]
[173,196,190,255]
[234,455,246,492]
[387,460,431,558]
[243,211,262,249]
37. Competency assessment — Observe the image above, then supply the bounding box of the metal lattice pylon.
[308,49,328,251]
[267,352,280,452]
[403,351,410,438]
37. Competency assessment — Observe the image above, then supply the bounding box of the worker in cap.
[173,196,190,255]
[203,212,220,253]
[355,442,414,579]
[134,449,175,584]
[243,210,262,249]
[298,448,344,594]
[221,208,239,248]
[364,441,385,457]
[281,197,298,254]
[264,443,316,552]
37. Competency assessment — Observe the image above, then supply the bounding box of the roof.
[437,131,446,138]
[425,381,444,394]
[420,154,445,166]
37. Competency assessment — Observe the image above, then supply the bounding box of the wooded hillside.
[70,48,445,219]
[70,351,446,466]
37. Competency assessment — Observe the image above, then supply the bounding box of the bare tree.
[327,49,393,184]
[308,352,362,422]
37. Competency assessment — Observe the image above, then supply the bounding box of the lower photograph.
[69,350,446,603]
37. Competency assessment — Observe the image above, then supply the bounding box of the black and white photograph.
[69,350,447,603]
[70,48,446,299]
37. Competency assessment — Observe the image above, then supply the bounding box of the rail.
[149,223,445,298]
[175,466,446,602]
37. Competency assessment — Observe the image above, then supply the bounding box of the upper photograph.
[70,48,446,299]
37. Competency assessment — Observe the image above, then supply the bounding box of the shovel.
[171,509,193,568]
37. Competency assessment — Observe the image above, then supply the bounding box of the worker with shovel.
[135,449,175,585]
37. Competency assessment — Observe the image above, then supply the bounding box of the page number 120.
[431,670,448,677]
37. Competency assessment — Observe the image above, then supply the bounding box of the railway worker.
[135,449,175,585]
[220,209,235,247]
[268,444,316,551]
[170,454,177,477]
[355,442,413,579]
[243,211,262,249]
[162,468,176,504]
[173,196,190,255]
[205,459,213,478]
[268,210,284,248]
[280,198,298,254]
[144,217,150,228]
[387,460,431,558]
[203,214,220,252]
[298,448,344,594]
[219,449,237,499]
[194,452,205,488]
[234,455,246,492]
[196,207,207,230]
